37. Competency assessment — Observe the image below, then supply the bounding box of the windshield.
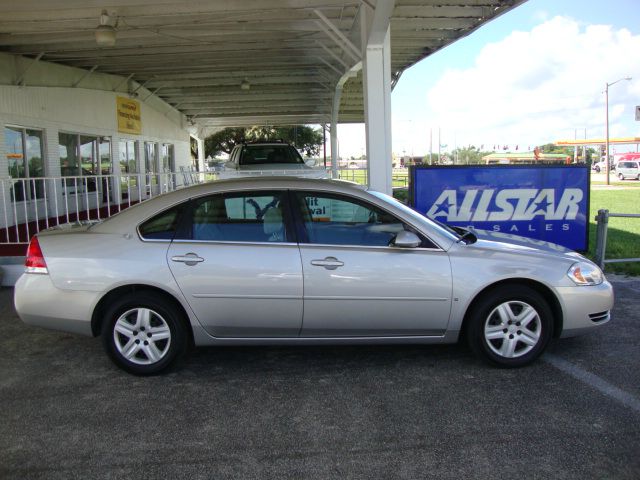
[239,145,304,166]
[368,191,459,242]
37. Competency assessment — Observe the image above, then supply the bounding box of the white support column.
[330,87,342,179]
[330,119,339,178]
[330,63,362,179]
[197,137,205,172]
[111,137,122,205]
[361,3,394,194]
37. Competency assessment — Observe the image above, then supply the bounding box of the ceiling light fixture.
[240,78,250,91]
[95,10,117,47]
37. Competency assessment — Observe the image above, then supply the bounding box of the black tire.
[618,173,624,180]
[595,166,600,173]
[101,292,188,375]
[466,285,553,368]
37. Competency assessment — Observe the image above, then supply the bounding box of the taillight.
[25,236,48,274]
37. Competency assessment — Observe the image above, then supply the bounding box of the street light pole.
[605,76,631,185]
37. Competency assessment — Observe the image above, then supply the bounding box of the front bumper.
[556,280,614,338]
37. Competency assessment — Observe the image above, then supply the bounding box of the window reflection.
[4,126,44,201]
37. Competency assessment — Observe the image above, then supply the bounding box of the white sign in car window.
[225,196,278,220]
[306,197,369,223]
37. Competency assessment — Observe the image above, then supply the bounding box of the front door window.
[293,191,417,247]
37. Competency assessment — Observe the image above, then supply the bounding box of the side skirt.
[192,326,460,346]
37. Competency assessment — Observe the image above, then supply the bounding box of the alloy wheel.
[113,308,172,365]
[483,301,541,359]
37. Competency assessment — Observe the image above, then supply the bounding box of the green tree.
[205,125,323,158]
[450,145,493,164]
[539,143,573,156]
[205,127,248,157]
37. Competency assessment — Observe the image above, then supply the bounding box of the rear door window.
[179,191,289,243]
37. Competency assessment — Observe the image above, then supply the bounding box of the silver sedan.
[14,177,613,375]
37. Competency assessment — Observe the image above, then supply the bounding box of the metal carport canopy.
[0,0,525,191]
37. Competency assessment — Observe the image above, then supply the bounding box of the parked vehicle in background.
[613,152,640,167]
[617,160,640,180]
[14,177,613,375]
[591,160,614,173]
[220,141,328,179]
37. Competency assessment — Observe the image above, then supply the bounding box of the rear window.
[239,145,303,166]
[138,204,184,240]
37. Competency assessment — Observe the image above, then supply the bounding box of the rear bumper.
[14,273,99,336]
[556,280,614,338]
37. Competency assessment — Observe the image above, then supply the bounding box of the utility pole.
[605,77,632,185]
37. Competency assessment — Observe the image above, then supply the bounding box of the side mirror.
[393,230,421,248]
[304,158,317,167]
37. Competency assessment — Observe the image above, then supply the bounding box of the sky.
[337,0,640,158]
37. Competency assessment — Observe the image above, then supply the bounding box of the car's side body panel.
[167,241,304,337]
[299,244,452,336]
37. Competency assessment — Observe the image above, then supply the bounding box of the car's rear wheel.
[101,292,187,375]
[467,286,553,367]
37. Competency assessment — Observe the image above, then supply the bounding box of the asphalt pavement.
[1,276,639,479]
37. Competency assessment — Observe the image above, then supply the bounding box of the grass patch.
[338,169,408,187]
[592,179,640,188]
[588,189,640,276]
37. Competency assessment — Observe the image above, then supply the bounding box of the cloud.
[426,16,640,149]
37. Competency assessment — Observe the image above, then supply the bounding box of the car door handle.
[171,253,204,266]
[310,257,344,270]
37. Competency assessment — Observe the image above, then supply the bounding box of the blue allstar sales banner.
[410,165,590,251]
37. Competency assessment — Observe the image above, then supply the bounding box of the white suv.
[221,141,329,179]
[617,160,640,180]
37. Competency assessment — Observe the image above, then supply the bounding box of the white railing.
[0,167,396,245]
[0,170,204,244]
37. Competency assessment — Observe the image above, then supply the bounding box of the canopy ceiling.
[0,0,524,127]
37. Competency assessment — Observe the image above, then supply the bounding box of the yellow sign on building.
[116,96,141,134]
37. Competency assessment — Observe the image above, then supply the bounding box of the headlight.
[567,262,604,286]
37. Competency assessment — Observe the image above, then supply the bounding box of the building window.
[4,126,44,201]
[59,132,79,176]
[144,141,158,190]
[119,140,139,194]
[59,133,111,177]
[144,141,157,174]
[119,140,138,174]
[59,132,112,198]
[99,137,112,175]
[161,143,175,172]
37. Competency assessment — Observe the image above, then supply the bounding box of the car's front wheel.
[467,286,553,367]
[618,173,625,180]
[101,292,188,375]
